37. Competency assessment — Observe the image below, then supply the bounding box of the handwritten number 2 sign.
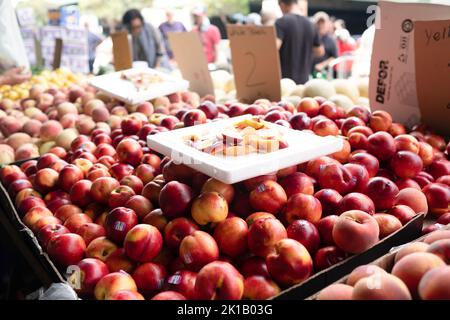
[228,25,281,103]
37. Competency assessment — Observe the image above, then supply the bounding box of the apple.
[279,172,314,197]
[314,189,342,216]
[239,256,270,278]
[338,193,375,215]
[70,180,93,207]
[285,193,322,224]
[266,239,313,287]
[165,270,197,299]
[243,276,281,300]
[47,233,86,267]
[213,217,248,257]
[364,177,399,211]
[373,213,403,239]
[108,185,135,209]
[104,207,138,244]
[287,219,320,255]
[191,192,228,225]
[422,183,450,217]
[90,177,120,204]
[37,223,70,249]
[94,271,138,300]
[132,262,167,296]
[318,163,356,195]
[247,217,287,258]
[194,261,244,300]
[86,237,118,262]
[390,151,423,179]
[179,231,219,271]
[159,181,194,219]
[289,112,312,131]
[115,138,143,167]
[71,258,109,297]
[123,224,163,263]
[201,178,235,204]
[105,248,137,274]
[367,132,396,161]
[249,180,287,214]
[120,175,144,195]
[76,223,106,245]
[314,246,348,271]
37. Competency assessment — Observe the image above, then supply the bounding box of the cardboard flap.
[52,38,63,70]
[227,25,281,103]
[169,31,214,97]
[369,1,450,127]
[414,19,450,136]
[112,31,133,71]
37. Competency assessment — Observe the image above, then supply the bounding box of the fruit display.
[0,71,449,301]
[120,71,164,92]
[183,117,289,156]
[314,228,450,300]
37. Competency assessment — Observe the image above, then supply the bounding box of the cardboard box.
[307,223,450,300]
[273,214,424,300]
[0,158,64,288]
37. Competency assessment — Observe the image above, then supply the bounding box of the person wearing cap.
[276,0,324,84]
[312,11,338,74]
[122,9,166,68]
[159,9,187,60]
[192,6,221,64]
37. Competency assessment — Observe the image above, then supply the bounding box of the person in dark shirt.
[276,0,324,84]
[312,12,338,73]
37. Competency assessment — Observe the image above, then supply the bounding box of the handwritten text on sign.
[414,19,450,136]
[227,25,281,103]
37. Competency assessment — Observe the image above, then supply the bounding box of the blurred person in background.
[0,67,30,86]
[334,28,357,78]
[276,0,324,84]
[334,19,346,32]
[192,6,221,64]
[0,0,30,82]
[85,22,103,73]
[246,13,262,25]
[312,11,338,74]
[159,9,186,60]
[122,9,166,68]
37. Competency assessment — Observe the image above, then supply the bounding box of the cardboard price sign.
[414,19,450,136]
[369,1,450,127]
[52,38,63,70]
[227,25,281,103]
[111,31,132,71]
[169,31,214,97]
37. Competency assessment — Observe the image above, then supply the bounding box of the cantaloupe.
[281,78,297,97]
[290,85,305,97]
[329,94,354,112]
[303,79,336,99]
[357,77,369,98]
[357,97,371,109]
[332,79,360,103]
[283,96,302,107]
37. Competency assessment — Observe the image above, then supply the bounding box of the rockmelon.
[332,79,360,103]
[329,94,355,112]
[303,79,336,99]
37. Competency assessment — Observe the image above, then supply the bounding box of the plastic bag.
[0,0,30,73]
[27,283,79,300]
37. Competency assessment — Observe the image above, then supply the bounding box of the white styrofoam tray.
[88,68,189,105]
[148,115,344,184]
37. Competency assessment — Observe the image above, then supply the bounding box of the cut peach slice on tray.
[222,128,244,145]
[222,145,257,157]
[249,136,280,153]
[235,118,265,130]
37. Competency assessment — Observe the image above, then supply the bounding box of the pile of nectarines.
[316,229,450,300]
[0,85,449,300]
